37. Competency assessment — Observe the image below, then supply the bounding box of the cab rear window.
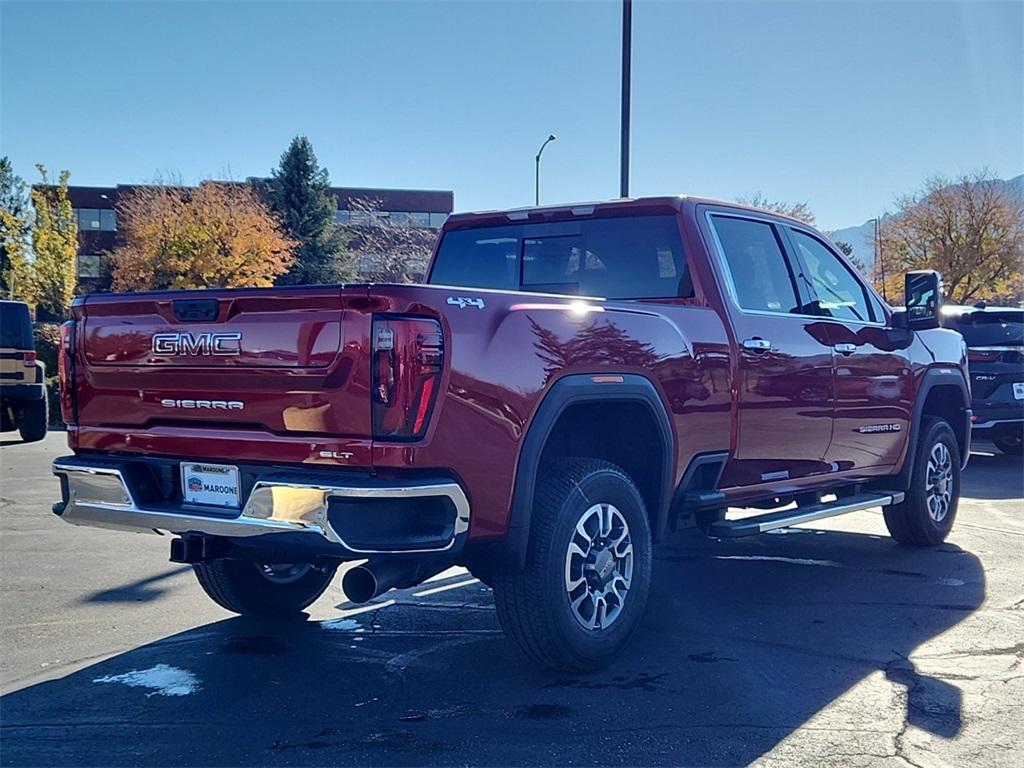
[428,215,692,299]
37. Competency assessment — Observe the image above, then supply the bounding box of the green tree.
[30,166,79,320]
[0,157,32,300]
[267,136,353,284]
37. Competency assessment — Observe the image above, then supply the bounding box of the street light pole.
[535,134,556,206]
[871,217,888,302]
[620,0,632,198]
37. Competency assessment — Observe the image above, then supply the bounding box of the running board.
[706,491,905,538]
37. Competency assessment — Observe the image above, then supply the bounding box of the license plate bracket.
[181,462,241,509]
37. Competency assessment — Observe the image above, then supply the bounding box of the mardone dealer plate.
[181,462,241,508]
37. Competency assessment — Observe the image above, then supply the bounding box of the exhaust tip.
[342,566,379,604]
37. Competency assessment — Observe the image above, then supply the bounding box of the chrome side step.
[707,491,905,538]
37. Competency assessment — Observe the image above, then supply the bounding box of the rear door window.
[429,215,692,299]
[709,215,800,313]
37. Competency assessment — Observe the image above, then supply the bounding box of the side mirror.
[904,270,943,330]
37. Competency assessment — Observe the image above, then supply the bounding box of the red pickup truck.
[53,196,970,670]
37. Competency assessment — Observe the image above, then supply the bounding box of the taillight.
[371,316,444,440]
[967,348,999,363]
[58,320,77,424]
[22,350,37,367]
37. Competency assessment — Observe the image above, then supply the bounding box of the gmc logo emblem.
[152,332,242,357]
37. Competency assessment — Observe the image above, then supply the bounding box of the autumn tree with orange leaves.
[111,182,295,291]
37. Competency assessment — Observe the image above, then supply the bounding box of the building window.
[77,208,101,230]
[77,254,102,279]
[334,210,351,225]
[348,210,371,226]
[389,211,410,226]
[409,212,430,228]
[429,213,448,229]
[100,209,116,231]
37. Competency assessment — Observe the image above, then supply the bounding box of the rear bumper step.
[707,491,904,538]
[53,456,470,557]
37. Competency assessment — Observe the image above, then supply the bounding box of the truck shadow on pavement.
[0,528,984,767]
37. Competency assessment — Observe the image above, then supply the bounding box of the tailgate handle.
[172,299,219,323]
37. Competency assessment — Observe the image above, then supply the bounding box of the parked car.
[51,196,970,670]
[941,304,1023,454]
[1,300,48,442]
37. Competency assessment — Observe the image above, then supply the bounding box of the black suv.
[943,304,1024,455]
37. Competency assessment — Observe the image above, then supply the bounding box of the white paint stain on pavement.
[94,664,200,697]
[320,617,362,632]
[714,555,842,568]
[937,577,966,586]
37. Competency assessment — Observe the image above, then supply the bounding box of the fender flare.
[474,373,675,572]
[892,367,971,490]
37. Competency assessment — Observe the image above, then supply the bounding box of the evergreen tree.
[267,137,353,284]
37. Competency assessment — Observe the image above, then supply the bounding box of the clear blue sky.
[2,0,1021,230]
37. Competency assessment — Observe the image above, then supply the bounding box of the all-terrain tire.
[193,560,336,617]
[491,458,652,671]
[884,417,961,546]
[18,399,47,443]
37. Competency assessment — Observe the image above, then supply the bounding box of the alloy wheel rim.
[564,502,634,630]
[258,563,312,584]
[926,442,954,523]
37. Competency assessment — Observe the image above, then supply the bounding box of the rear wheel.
[884,418,960,546]
[18,399,47,443]
[491,458,652,671]
[193,559,336,617]
[992,433,1023,455]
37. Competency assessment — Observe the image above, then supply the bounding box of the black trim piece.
[0,352,26,360]
[671,450,730,518]
[888,368,971,490]
[471,373,674,572]
[172,298,219,323]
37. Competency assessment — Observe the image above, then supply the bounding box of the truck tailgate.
[75,286,372,438]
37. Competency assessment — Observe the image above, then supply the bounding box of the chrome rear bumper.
[53,458,470,556]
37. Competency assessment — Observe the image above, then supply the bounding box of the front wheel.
[492,458,652,671]
[884,418,961,546]
[193,559,336,617]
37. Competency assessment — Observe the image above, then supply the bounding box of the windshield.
[943,310,1024,347]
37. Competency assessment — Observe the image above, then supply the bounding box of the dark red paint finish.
[61,196,967,543]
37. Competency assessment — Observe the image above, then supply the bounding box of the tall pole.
[874,217,888,302]
[620,0,632,198]
[535,134,556,206]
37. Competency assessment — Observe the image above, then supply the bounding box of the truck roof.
[443,195,814,230]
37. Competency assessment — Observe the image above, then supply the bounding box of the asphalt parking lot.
[1,433,1021,767]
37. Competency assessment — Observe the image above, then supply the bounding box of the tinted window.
[429,228,521,290]
[0,303,32,348]
[944,310,1024,347]
[99,209,116,231]
[711,216,799,313]
[77,208,101,230]
[429,215,691,299]
[789,230,872,322]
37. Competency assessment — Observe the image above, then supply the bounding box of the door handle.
[742,338,772,352]
[834,343,856,355]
